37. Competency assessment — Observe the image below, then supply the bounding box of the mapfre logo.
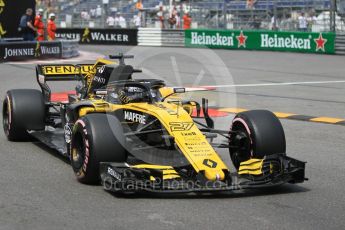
[169,122,194,132]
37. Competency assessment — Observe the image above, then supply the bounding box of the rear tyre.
[70,113,127,184]
[2,89,45,141]
[229,110,286,169]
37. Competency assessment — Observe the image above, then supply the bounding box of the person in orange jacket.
[34,8,45,41]
[47,13,56,41]
[183,11,192,30]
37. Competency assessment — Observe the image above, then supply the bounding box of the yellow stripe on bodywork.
[132,164,175,170]
[310,117,345,124]
[238,159,264,176]
[132,164,180,180]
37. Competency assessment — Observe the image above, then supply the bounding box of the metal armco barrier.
[185,29,336,54]
[335,33,345,55]
[138,28,184,47]
[0,40,79,62]
[61,40,79,58]
[56,28,138,45]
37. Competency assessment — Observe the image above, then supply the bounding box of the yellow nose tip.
[204,170,225,181]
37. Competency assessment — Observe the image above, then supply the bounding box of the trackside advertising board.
[185,29,335,54]
[0,41,61,61]
[56,28,138,45]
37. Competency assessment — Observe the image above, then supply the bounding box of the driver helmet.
[117,86,148,104]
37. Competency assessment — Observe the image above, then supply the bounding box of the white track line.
[199,80,345,88]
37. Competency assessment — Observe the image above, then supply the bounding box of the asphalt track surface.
[1,45,345,230]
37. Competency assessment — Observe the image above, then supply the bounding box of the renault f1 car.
[2,54,306,194]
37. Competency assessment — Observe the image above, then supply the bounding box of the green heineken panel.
[185,29,335,54]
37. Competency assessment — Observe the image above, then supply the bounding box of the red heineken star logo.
[314,33,327,52]
[236,31,247,48]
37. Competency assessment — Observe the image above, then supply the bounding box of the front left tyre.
[2,89,45,141]
[229,110,286,169]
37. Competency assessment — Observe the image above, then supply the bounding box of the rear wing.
[36,59,115,102]
[37,64,95,81]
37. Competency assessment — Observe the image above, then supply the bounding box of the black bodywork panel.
[30,129,68,156]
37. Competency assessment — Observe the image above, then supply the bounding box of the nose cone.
[204,169,225,181]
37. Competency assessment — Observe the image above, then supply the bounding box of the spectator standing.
[175,12,181,28]
[133,15,141,28]
[298,12,307,32]
[90,8,96,18]
[114,13,120,28]
[271,15,278,30]
[307,13,317,32]
[157,5,164,29]
[135,0,143,11]
[19,8,37,41]
[183,11,191,30]
[81,9,90,20]
[168,6,177,29]
[96,5,102,18]
[134,0,143,28]
[106,15,115,28]
[168,14,177,29]
[47,13,56,41]
[118,13,127,28]
[34,9,45,41]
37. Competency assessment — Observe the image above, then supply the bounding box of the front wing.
[100,154,306,194]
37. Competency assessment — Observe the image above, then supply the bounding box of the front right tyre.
[70,113,127,184]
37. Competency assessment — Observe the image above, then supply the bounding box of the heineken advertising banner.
[185,29,335,54]
[56,28,138,45]
[0,41,61,61]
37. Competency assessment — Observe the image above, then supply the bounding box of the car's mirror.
[173,88,185,94]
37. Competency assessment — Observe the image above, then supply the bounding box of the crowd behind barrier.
[35,0,345,33]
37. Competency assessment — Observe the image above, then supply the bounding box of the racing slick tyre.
[70,113,127,184]
[229,110,286,169]
[2,89,45,141]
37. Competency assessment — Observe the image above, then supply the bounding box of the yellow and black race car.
[2,54,306,194]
